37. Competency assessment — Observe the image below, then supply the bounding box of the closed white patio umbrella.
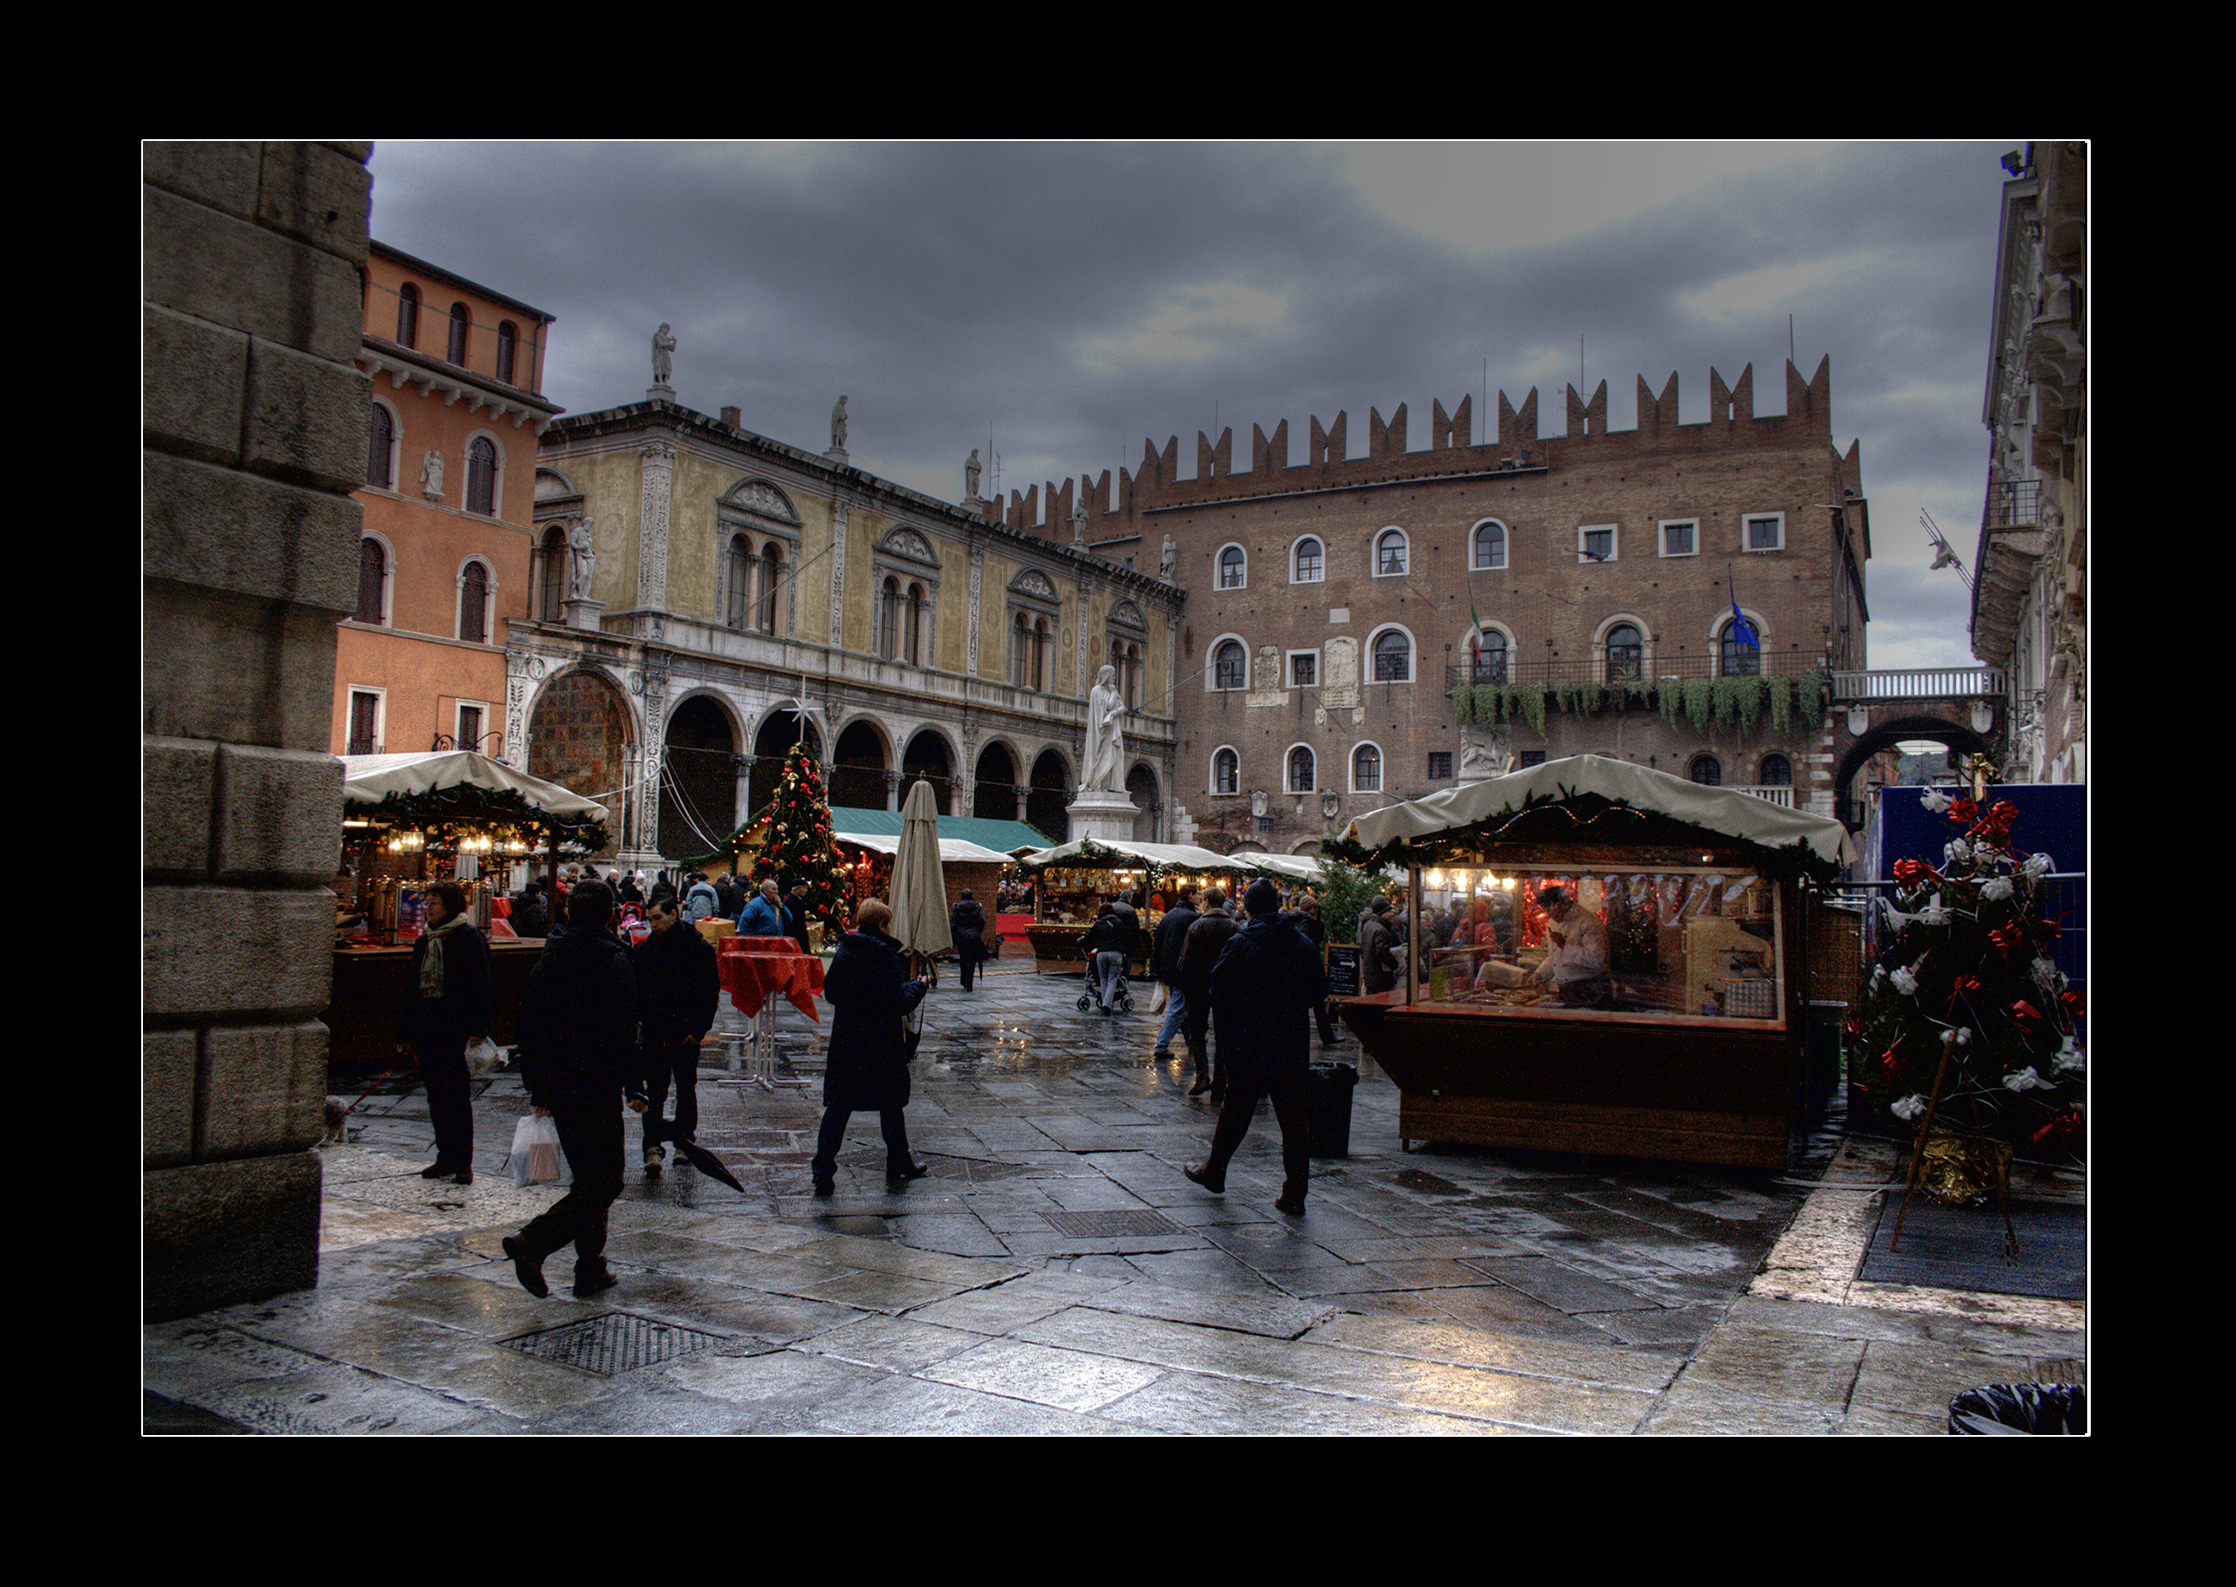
[890,778,953,966]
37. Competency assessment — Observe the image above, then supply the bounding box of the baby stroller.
[1076,903,1136,1016]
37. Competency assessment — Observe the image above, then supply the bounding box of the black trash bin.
[1308,1062,1358,1158]
[1946,1383,2086,1435]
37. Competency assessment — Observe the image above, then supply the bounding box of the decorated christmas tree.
[745,743,853,936]
[1851,790,2085,1181]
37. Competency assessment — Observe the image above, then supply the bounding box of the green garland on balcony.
[1517,681,1547,737]
[1658,678,1684,731]
[1477,683,1505,724]
[1798,663,1830,732]
[1768,672,1793,736]
[1682,677,1714,737]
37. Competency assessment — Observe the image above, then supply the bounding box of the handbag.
[1148,982,1168,1014]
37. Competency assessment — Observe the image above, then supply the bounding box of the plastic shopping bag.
[466,1037,507,1075]
[507,1115,570,1187]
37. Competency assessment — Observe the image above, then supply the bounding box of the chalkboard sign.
[1327,945,1362,998]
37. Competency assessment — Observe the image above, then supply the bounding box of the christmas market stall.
[1015,838,1261,975]
[327,751,610,1071]
[1333,754,1857,1168]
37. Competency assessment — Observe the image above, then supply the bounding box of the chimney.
[720,406,741,427]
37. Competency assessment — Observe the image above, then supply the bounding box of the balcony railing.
[1737,784,1794,807]
[1985,477,2042,531]
[1831,667,2006,703]
[1446,651,1821,691]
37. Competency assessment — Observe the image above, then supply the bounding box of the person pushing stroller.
[1077,900,1139,1016]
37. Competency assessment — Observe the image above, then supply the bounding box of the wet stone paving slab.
[147,962,2083,1434]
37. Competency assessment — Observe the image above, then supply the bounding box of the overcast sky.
[365,140,2017,669]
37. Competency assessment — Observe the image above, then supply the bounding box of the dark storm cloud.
[366,140,2014,666]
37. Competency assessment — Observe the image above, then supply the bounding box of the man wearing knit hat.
[1184,876,1328,1215]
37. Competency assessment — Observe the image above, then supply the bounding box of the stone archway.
[974,741,1020,821]
[831,720,889,813]
[1125,762,1160,843]
[1028,748,1070,844]
[660,694,738,859]
[1832,710,1996,828]
[902,728,955,815]
[527,668,632,859]
[748,708,821,825]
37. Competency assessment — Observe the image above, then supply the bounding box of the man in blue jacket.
[1184,878,1329,1215]
[737,876,784,936]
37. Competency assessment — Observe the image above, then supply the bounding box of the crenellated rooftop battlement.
[979,357,1843,537]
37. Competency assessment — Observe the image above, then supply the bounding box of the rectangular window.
[457,705,483,753]
[1428,751,1452,780]
[1745,514,1785,552]
[1579,524,1617,563]
[347,691,381,756]
[1519,750,1546,769]
[1290,651,1318,688]
[1660,520,1697,557]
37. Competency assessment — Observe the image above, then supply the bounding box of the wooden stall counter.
[1024,921,1151,976]
[1338,991,1793,1169]
[327,938,546,1074]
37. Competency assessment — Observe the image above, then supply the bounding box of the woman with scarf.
[396,881,494,1184]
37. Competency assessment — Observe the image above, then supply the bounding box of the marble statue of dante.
[1083,664,1125,794]
[568,517,597,598]
[1159,534,1177,580]
[421,449,444,501]
[965,448,981,500]
[831,395,849,451]
[652,324,675,385]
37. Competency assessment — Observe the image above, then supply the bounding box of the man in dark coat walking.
[949,889,990,991]
[1150,883,1198,1061]
[783,878,815,958]
[1185,878,1329,1215]
[810,899,931,1196]
[503,881,643,1300]
[1177,885,1239,1096]
[397,881,494,1185]
[633,894,721,1177]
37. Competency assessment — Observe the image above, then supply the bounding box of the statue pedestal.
[564,596,605,633]
[647,384,675,403]
[1065,790,1140,845]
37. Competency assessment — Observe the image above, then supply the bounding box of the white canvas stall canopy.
[1017,838,1262,873]
[340,751,613,826]
[830,830,1017,866]
[1344,754,1857,875]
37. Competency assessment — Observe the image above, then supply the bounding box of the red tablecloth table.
[719,936,825,1020]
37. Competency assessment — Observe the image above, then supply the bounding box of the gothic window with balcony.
[1470,629,1508,683]
[1372,629,1411,682]
[1605,623,1643,682]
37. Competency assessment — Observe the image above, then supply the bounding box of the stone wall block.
[200,1023,329,1156]
[144,1029,200,1169]
[143,1154,322,1323]
[214,745,344,881]
[142,141,260,221]
[143,304,248,467]
[144,736,218,879]
[141,184,362,363]
[144,588,342,750]
[243,339,371,493]
[143,885,334,1021]
[143,451,361,614]
[254,141,373,266]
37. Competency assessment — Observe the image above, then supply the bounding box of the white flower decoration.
[2054,1038,2085,1072]
[1920,787,1952,813]
[1873,964,1887,984]
[1981,876,2014,903]
[1945,839,1972,865]
[2003,1066,2051,1092]
[1916,896,1951,927]
[1955,1028,1971,1046]
[2023,852,2054,880]
[2032,957,2064,993]
[1891,1094,1928,1121]
[1890,964,1920,997]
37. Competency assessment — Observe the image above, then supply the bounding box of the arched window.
[1720,617,1762,677]
[447,302,470,366]
[355,538,387,625]
[496,321,518,386]
[1213,748,1239,795]
[726,536,753,629]
[1372,629,1411,682]
[538,526,567,620]
[1606,623,1643,682]
[878,577,901,660]
[760,543,784,633]
[1033,618,1049,691]
[1353,744,1381,792]
[1218,545,1246,589]
[366,403,395,490]
[1689,754,1722,787]
[1469,628,1508,684]
[1012,612,1033,688]
[459,561,489,644]
[1293,538,1323,583]
[1288,746,1315,793]
[1375,528,1408,576]
[905,582,927,665]
[1757,754,1792,787]
[1213,640,1246,691]
[1472,520,1507,570]
[465,436,497,516]
[395,283,419,349]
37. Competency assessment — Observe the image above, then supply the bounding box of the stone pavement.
[144,959,2086,1434]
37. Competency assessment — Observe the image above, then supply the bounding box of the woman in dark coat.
[809,899,931,1197]
[949,889,989,992]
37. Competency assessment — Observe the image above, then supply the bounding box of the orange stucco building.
[332,243,560,758]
